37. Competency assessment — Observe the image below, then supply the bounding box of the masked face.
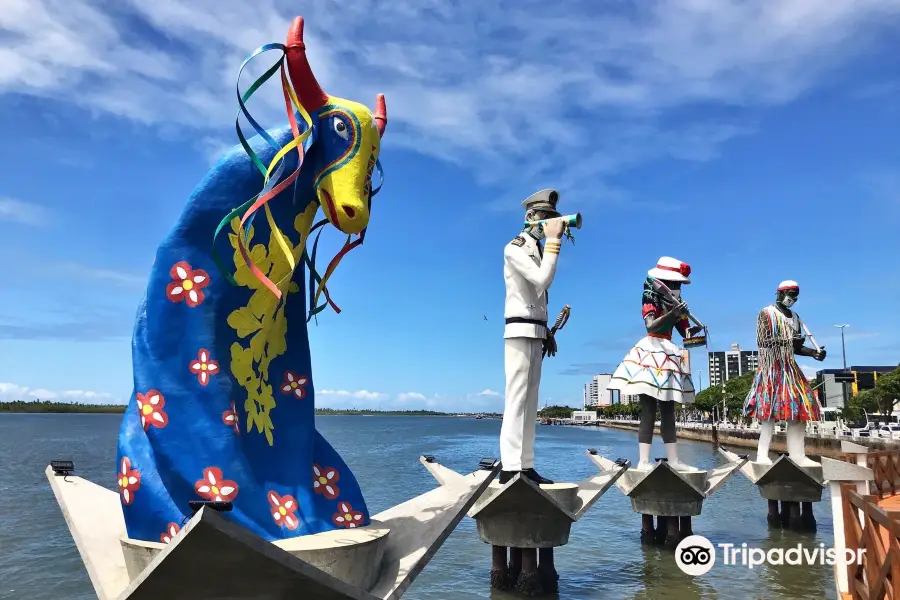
[526,210,549,240]
[660,280,681,299]
[779,291,799,308]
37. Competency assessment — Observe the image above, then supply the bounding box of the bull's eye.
[333,118,349,140]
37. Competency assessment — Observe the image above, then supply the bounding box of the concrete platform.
[420,453,629,548]
[718,448,824,502]
[120,519,391,591]
[46,458,498,600]
[588,451,747,516]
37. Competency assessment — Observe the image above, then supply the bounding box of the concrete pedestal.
[421,453,628,595]
[719,448,824,533]
[590,450,747,549]
[119,520,391,591]
[46,458,498,600]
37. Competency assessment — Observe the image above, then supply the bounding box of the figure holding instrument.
[500,189,574,485]
[743,280,826,467]
[607,257,704,471]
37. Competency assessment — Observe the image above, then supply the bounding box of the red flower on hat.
[679,263,691,277]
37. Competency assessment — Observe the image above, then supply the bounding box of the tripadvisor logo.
[675,535,865,575]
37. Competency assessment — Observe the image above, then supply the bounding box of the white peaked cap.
[777,280,800,291]
[647,256,691,283]
[521,189,561,214]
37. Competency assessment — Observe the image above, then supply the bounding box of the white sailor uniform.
[500,190,562,472]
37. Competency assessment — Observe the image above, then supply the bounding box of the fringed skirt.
[607,335,695,404]
[743,357,820,421]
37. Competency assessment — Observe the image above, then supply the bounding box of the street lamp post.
[834,324,850,407]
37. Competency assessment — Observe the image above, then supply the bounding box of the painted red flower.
[117,457,141,505]
[679,262,691,277]
[268,490,300,531]
[280,371,308,399]
[332,501,364,529]
[189,348,220,386]
[194,467,239,502]
[160,522,180,544]
[222,400,240,434]
[165,261,210,307]
[312,464,340,500]
[136,390,168,431]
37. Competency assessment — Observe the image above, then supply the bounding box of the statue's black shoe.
[522,469,553,485]
[498,470,518,484]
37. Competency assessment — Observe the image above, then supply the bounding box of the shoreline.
[591,420,899,458]
[0,402,498,418]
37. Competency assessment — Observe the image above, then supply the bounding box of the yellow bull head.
[285,17,387,235]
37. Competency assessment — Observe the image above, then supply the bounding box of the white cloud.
[318,389,386,401]
[2,0,897,206]
[0,382,115,403]
[0,197,50,226]
[396,392,427,402]
[476,389,501,397]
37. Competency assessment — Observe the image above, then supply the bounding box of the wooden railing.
[842,450,900,499]
[868,452,900,499]
[841,483,900,599]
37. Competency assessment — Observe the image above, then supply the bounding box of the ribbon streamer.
[212,40,385,315]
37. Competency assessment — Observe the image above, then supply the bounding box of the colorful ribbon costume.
[115,17,387,543]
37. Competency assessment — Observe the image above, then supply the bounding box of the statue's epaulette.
[510,235,526,247]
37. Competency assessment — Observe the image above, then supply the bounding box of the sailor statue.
[607,257,702,471]
[500,189,566,485]
[744,280,826,467]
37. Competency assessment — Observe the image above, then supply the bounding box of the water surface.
[0,414,837,599]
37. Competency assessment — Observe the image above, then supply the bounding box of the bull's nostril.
[341,205,356,219]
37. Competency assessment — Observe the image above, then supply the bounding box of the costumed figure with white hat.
[743,281,826,467]
[499,189,569,485]
[608,257,704,471]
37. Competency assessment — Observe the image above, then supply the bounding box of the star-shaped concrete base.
[718,448,824,502]
[46,459,498,600]
[588,450,748,516]
[420,454,628,548]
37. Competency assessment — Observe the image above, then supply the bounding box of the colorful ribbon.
[212,41,384,316]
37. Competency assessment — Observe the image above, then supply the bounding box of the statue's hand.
[542,332,558,358]
[815,348,827,362]
[688,325,704,337]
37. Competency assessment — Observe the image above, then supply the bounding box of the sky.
[0,0,899,412]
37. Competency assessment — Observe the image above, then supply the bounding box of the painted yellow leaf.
[249,329,268,362]
[230,343,257,388]
[227,306,263,339]
[248,286,277,320]
[257,382,276,412]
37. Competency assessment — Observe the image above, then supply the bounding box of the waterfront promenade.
[558,419,900,459]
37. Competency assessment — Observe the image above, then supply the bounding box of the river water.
[0,414,837,600]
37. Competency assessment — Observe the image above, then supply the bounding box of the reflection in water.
[629,543,718,599]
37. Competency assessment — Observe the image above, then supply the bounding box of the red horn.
[285,17,329,111]
[374,94,387,137]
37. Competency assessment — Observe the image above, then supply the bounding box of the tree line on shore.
[0,400,501,417]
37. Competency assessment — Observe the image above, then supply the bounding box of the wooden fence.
[840,484,900,599]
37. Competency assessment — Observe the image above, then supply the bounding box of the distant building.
[708,343,759,387]
[572,410,598,423]
[583,374,614,408]
[814,365,898,409]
